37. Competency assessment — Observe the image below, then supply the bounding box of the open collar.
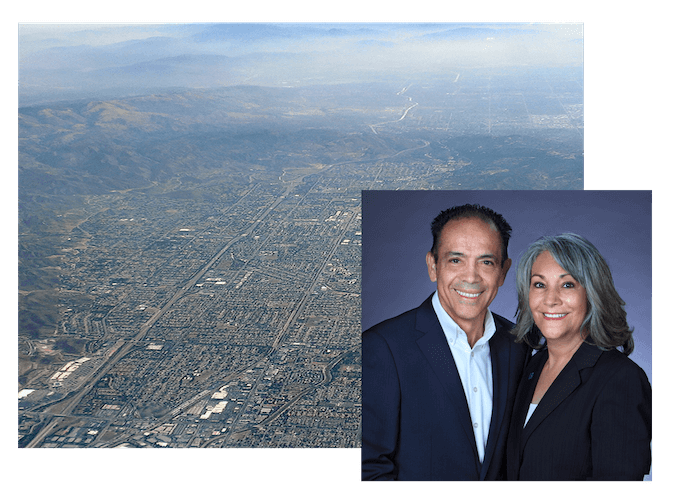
[414,294,516,477]
[520,341,603,446]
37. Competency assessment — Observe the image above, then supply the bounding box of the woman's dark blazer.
[507,341,651,480]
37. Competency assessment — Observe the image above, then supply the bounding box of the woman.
[507,233,651,480]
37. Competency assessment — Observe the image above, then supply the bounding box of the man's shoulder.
[490,312,530,356]
[491,311,515,334]
[363,305,420,337]
[362,295,433,340]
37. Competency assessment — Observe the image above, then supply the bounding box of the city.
[19,52,582,448]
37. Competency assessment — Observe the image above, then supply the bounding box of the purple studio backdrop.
[361,190,652,382]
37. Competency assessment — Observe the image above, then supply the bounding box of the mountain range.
[19,23,583,106]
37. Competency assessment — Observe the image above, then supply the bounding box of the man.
[362,204,530,480]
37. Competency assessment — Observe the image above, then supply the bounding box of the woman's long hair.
[512,233,634,355]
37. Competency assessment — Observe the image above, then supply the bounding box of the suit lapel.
[414,297,478,460]
[521,342,603,447]
[509,349,546,472]
[480,323,511,478]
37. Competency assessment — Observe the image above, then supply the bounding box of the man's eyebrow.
[443,251,497,259]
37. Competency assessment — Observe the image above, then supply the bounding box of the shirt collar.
[432,290,496,347]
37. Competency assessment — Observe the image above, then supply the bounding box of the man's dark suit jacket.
[506,341,652,480]
[361,294,530,480]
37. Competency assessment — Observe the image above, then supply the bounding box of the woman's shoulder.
[594,347,651,389]
[598,347,647,372]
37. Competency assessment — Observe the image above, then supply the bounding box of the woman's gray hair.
[512,233,634,354]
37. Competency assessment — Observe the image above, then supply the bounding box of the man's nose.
[460,262,481,283]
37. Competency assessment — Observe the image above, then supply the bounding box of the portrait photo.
[362,190,653,480]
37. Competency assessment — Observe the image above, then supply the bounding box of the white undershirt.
[524,403,538,427]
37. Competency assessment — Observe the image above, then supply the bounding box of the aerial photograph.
[18,22,583,452]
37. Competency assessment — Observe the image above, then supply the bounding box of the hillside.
[18,83,418,360]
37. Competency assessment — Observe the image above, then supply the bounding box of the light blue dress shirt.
[432,290,495,463]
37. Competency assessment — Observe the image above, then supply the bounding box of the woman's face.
[528,251,588,346]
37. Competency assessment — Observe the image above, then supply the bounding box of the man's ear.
[426,252,437,282]
[498,258,512,286]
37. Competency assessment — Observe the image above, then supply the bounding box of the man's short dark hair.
[430,204,512,264]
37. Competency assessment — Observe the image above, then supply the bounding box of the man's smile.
[455,289,483,299]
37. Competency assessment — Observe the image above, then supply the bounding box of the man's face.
[426,217,511,334]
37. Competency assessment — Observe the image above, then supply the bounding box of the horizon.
[19,22,583,107]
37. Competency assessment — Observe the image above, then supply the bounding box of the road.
[199,349,353,448]
[24,140,426,448]
[370,85,418,134]
[24,182,299,448]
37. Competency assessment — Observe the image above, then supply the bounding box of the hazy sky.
[19,23,582,54]
[18,23,583,105]
[19,24,173,51]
